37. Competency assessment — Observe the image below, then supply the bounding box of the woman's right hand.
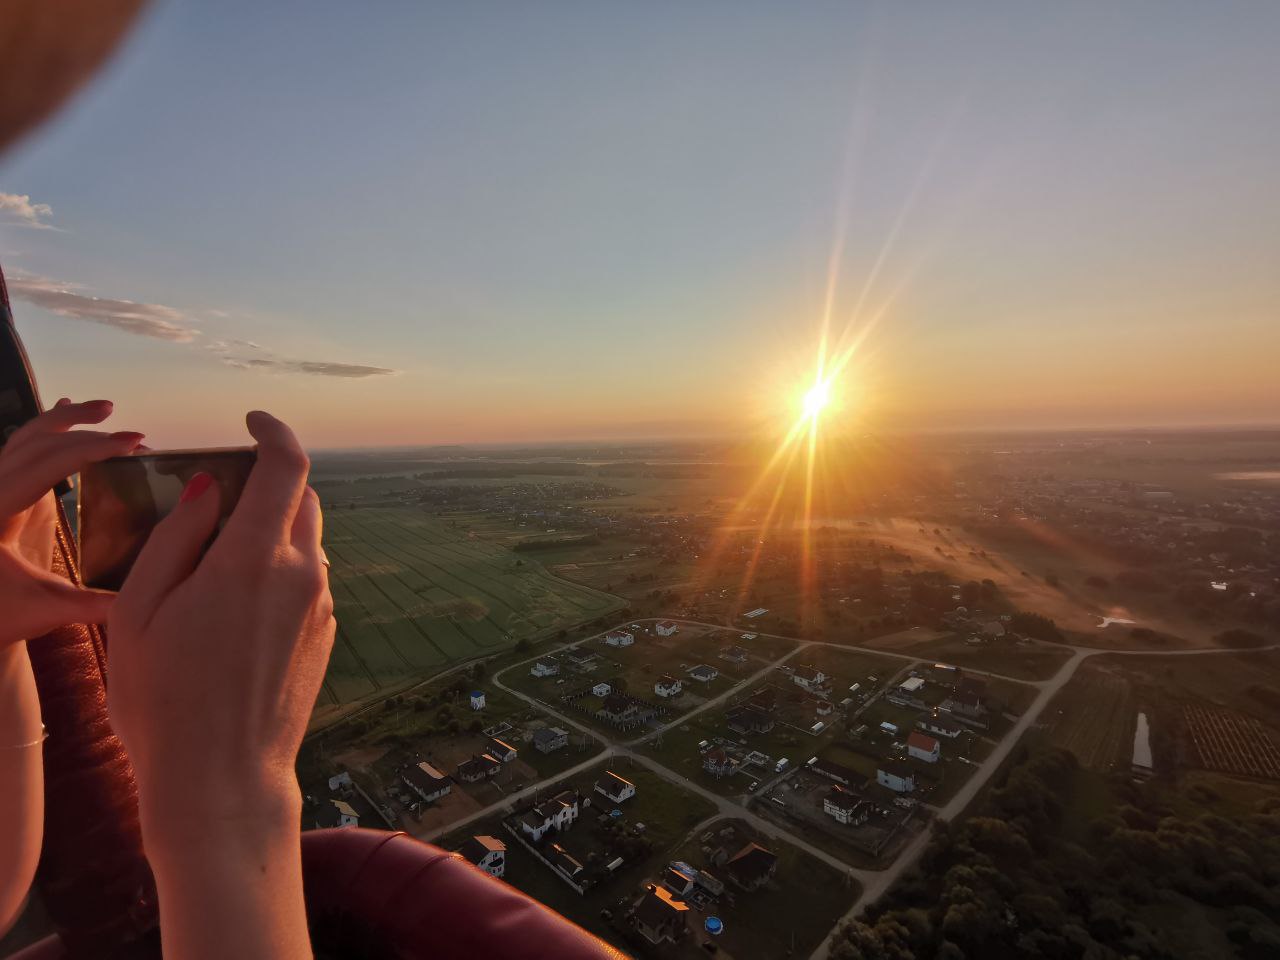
[107,410,335,837]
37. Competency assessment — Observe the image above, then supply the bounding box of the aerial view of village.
[296,431,1280,960]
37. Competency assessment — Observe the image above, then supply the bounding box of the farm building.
[401,762,452,803]
[876,760,915,793]
[457,835,506,878]
[655,621,679,637]
[907,731,941,763]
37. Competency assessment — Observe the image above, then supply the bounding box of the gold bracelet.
[4,725,48,750]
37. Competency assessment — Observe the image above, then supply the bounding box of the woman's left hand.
[0,398,144,647]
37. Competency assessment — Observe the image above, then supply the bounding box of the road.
[465,617,1277,959]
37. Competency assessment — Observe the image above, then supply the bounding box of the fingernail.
[55,397,70,408]
[109,431,145,445]
[180,472,214,504]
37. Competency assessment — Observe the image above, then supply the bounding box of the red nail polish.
[109,431,146,444]
[180,472,214,504]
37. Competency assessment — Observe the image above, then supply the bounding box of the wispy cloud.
[0,193,58,230]
[8,272,198,341]
[216,354,398,379]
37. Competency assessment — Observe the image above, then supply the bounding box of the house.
[598,693,639,722]
[655,620,679,637]
[809,757,858,786]
[702,747,738,779]
[401,761,452,803]
[688,664,718,683]
[907,731,941,763]
[486,737,519,762]
[814,699,834,716]
[748,687,778,712]
[877,759,916,793]
[632,884,689,945]
[564,648,597,667]
[470,690,486,710]
[823,787,869,826]
[314,797,359,829]
[720,645,749,663]
[533,726,570,753]
[662,862,698,898]
[726,704,775,735]
[605,630,635,647]
[945,677,986,718]
[591,681,612,697]
[549,843,585,881]
[457,835,506,878]
[792,665,828,693]
[530,659,560,678]
[919,712,964,739]
[595,770,637,804]
[726,842,778,891]
[518,791,580,842]
[456,753,502,783]
[655,675,682,698]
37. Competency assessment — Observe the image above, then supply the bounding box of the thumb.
[115,472,222,630]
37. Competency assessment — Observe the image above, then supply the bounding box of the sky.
[1,1,1278,449]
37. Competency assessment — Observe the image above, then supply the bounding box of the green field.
[319,507,624,706]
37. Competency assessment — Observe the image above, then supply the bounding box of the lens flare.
[803,379,832,420]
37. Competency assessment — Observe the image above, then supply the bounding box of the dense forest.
[829,748,1279,960]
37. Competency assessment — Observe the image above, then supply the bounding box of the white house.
[402,761,452,803]
[822,788,868,826]
[591,681,612,697]
[594,770,637,804]
[919,712,964,739]
[518,790,581,842]
[876,760,916,793]
[458,835,506,878]
[487,737,519,762]
[792,665,828,692]
[605,630,635,647]
[688,664,718,683]
[530,660,560,678]
[315,797,360,829]
[655,621,679,637]
[470,690,486,710]
[655,675,682,698]
[907,731,941,763]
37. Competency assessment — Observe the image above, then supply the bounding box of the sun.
[802,378,832,421]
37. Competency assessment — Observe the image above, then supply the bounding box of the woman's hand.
[0,398,143,647]
[0,397,142,937]
[106,411,333,960]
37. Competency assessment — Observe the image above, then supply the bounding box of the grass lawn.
[909,635,1074,681]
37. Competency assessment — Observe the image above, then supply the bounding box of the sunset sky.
[1,1,1278,449]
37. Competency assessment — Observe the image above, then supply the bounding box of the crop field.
[318,507,623,706]
[1044,666,1134,770]
[1182,704,1280,781]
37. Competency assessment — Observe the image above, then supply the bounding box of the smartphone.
[78,448,257,591]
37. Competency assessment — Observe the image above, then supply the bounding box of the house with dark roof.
[549,842,585,881]
[727,703,775,735]
[456,753,502,783]
[401,761,452,803]
[313,797,360,829]
[688,664,719,683]
[919,711,964,739]
[487,737,518,762]
[702,747,738,779]
[598,692,639,722]
[726,842,778,891]
[594,770,636,804]
[876,759,916,793]
[823,787,868,826]
[809,757,859,786]
[518,790,581,842]
[632,884,689,945]
[457,835,506,878]
[748,687,778,712]
[533,727,569,753]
